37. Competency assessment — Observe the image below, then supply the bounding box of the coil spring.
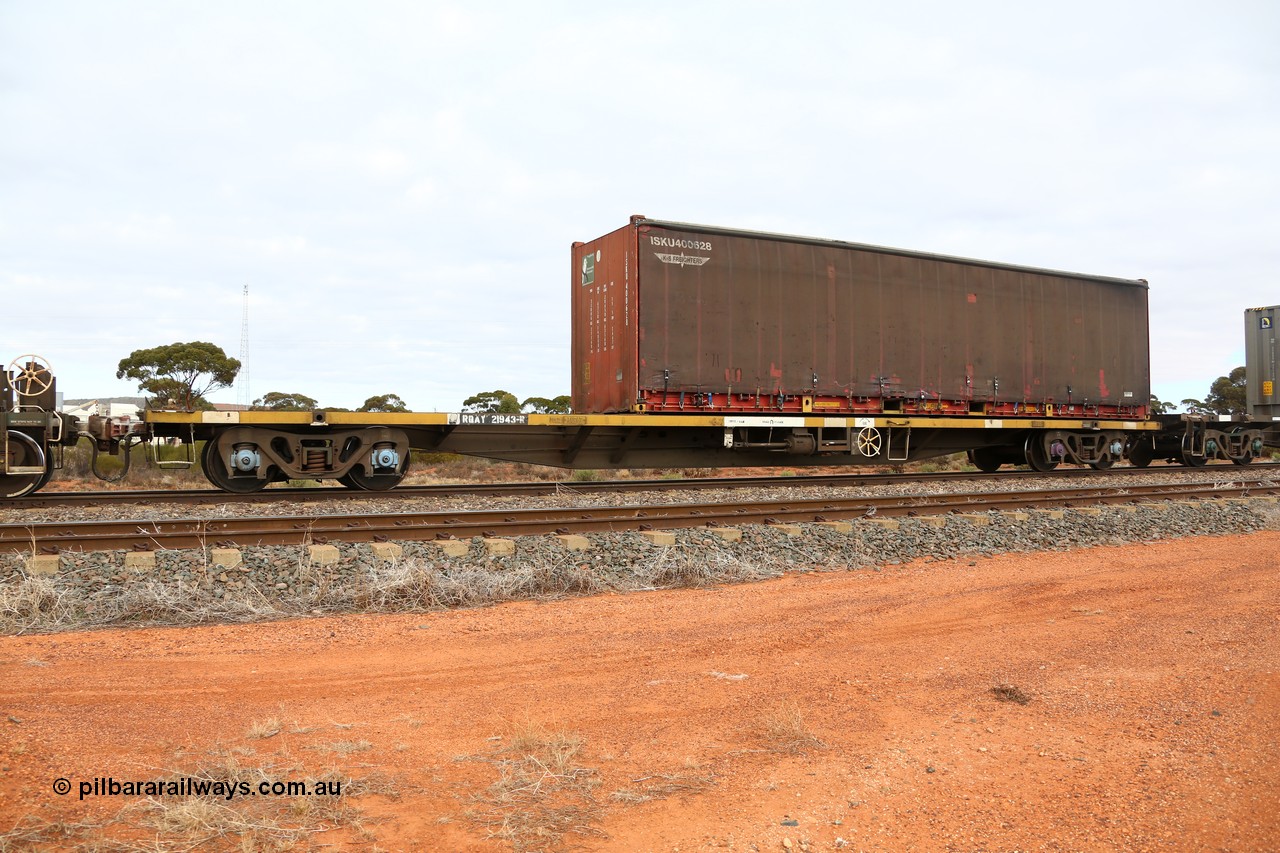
[300,448,328,472]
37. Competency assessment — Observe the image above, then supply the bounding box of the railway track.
[9,461,1278,509]
[5,479,1277,554]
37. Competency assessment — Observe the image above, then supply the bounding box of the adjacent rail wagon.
[3,219,1278,498]
[1,357,79,499]
[1245,305,1280,422]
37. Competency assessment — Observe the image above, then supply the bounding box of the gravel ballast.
[5,467,1277,525]
[2,497,1274,634]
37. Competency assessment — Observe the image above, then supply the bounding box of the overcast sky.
[3,1,1277,411]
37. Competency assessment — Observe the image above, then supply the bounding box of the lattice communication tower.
[237,285,251,407]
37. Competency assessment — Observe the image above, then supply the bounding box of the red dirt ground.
[2,532,1278,851]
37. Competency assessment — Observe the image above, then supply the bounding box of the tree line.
[115,341,570,413]
[1149,366,1246,415]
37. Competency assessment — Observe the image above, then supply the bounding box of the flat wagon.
[5,220,1276,498]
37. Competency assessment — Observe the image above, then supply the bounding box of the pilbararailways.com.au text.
[54,776,342,801]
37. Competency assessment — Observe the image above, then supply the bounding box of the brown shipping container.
[571,217,1150,418]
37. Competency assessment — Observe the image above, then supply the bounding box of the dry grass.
[314,740,374,755]
[466,720,604,852]
[646,546,780,590]
[0,751,390,852]
[0,538,786,635]
[392,713,424,729]
[130,754,367,840]
[0,574,76,635]
[708,670,749,681]
[991,682,1033,705]
[134,794,308,847]
[0,816,102,852]
[761,702,827,754]
[609,765,717,804]
[245,717,282,740]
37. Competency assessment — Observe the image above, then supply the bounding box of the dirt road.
[3,533,1278,851]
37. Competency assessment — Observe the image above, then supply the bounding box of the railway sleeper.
[202,426,412,492]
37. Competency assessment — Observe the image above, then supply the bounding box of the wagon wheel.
[1125,435,1154,468]
[1179,434,1208,468]
[855,427,882,458]
[35,455,54,492]
[340,467,407,491]
[1229,427,1255,465]
[1023,434,1058,472]
[8,355,54,397]
[200,439,270,493]
[967,447,1003,473]
[340,452,411,491]
[1,430,48,499]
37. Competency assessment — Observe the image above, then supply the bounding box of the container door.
[571,224,637,413]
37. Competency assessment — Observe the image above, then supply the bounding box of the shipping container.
[571,217,1151,418]
[1245,305,1280,421]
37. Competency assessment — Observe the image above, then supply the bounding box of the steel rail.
[4,480,1277,554]
[8,461,1276,509]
